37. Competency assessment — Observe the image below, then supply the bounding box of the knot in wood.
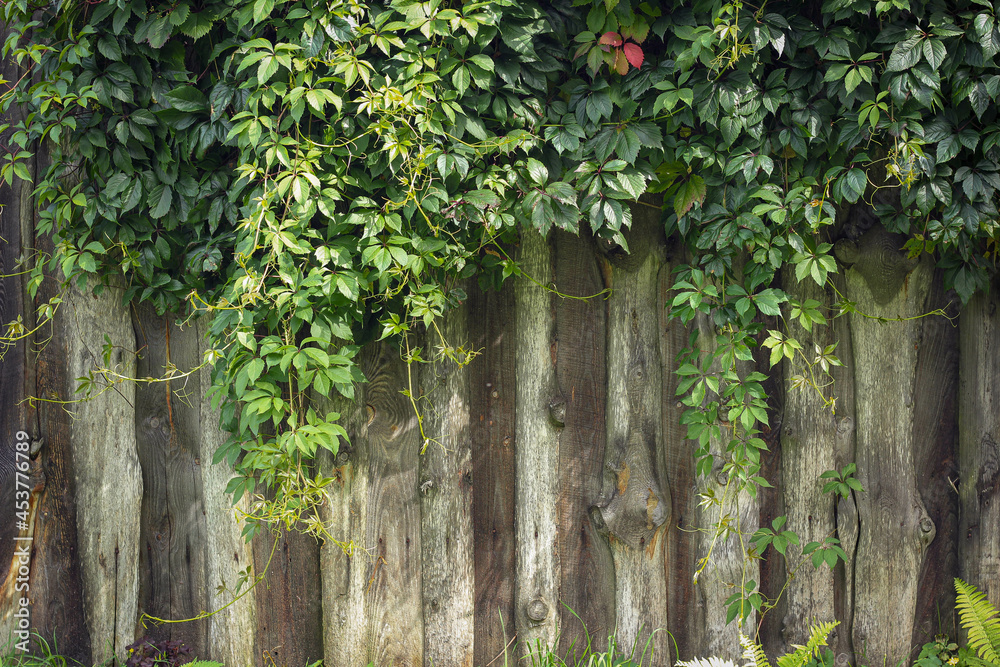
[834,224,919,305]
[836,653,851,667]
[548,397,566,427]
[715,471,728,486]
[526,598,548,623]
[919,516,934,534]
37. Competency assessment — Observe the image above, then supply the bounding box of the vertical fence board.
[196,318,257,667]
[662,249,702,662]
[318,343,423,666]
[693,312,759,661]
[778,269,839,650]
[0,60,27,646]
[420,300,475,667]
[133,310,208,654]
[26,225,92,662]
[318,370,368,667]
[66,281,141,663]
[469,279,517,665]
[959,285,1000,607]
[839,226,935,666]
[596,213,670,661]
[553,230,615,659]
[829,269,859,667]
[911,276,959,648]
[514,230,561,654]
[252,526,323,667]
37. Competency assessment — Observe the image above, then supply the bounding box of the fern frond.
[741,633,772,667]
[676,656,741,667]
[776,621,839,667]
[955,578,1000,666]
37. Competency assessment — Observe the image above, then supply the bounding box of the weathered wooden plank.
[23,196,92,662]
[910,275,958,649]
[829,268,859,667]
[553,230,615,660]
[0,47,28,645]
[837,225,935,666]
[661,246,703,662]
[594,210,670,661]
[514,229,561,656]
[958,284,1000,607]
[420,299,475,667]
[692,312,759,661]
[778,267,839,652]
[252,523,323,667]
[468,279,517,666]
[65,279,142,664]
[317,370,369,667]
[133,308,208,655]
[318,343,423,666]
[195,317,257,667]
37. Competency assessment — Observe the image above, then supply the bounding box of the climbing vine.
[2,0,999,633]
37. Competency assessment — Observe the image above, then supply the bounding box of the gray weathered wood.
[959,285,1000,606]
[133,309,208,654]
[910,276,959,648]
[23,167,92,663]
[595,212,670,661]
[553,230,615,660]
[514,229,561,655]
[420,299,475,667]
[779,268,838,651]
[838,225,935,666]
[196,317,257,667]
[468,280,517,666]
[692,314,758,661]
[827,267,859,667]
[319,343,424,666]
[661,247,704,663]
[66,280,142,664]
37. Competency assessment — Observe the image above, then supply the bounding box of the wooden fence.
[1,85,999,667]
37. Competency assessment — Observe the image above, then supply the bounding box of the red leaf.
[599,31,623,47]
[623,42,644,69]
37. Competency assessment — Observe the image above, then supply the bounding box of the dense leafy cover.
[1,0,997,586]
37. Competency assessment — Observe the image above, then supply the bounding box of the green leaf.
[674,176,706,219]
[165,86,208,113]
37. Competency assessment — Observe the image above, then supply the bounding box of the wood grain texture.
[910,274,958,649]
[553,230,615,660]
[318,343,423,666]
[317,367,369,667]
[829,269,858,667]
[420,299,475,667]
[133,309,208,655]
[958,285,1000,607]
[661,248,703,662]
[840,226,935,667]
[514,229,561,654]
[0,49,28,643]
[252,523,323,667]
[468,279,517,666]
[595,212,670,661]
[65,280,142,664]
[24,194,92,662]
[195,318,257,667]
[778,268,838,652]
[692,313,758,661]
